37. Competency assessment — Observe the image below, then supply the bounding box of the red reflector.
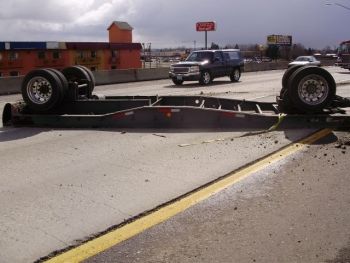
[158,108,172,118]
[112,113,125,119]
[158,108,172,114]
[221,112,236,117]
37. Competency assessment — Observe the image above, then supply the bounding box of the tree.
[290,43,306,59]
[210,42,220,49]
[224,43,240,49]
[266,45,280,60]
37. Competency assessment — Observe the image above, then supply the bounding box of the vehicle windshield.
[295,56,313,62]
[186,52,213,62]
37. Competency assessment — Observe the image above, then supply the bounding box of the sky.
[0,0,349,49]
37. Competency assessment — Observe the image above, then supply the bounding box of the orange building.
[0,21,142,77]
[108,21,133,43]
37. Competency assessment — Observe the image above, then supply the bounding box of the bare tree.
[291,43,307,59]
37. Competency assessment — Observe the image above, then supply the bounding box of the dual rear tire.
[21,66,95,112]
[278,66,336,113]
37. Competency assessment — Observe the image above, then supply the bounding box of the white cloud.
[0,0,348,48]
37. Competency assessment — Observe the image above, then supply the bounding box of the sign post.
[196,21,216,49]
[267,35,292,60]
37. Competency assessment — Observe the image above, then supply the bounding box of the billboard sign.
[267,35,292,46]
[196,21,216,31]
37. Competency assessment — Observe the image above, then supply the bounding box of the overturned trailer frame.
[3,95,350,130]
[2,65,350,130]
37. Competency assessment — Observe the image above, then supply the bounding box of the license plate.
[177,76,183,80]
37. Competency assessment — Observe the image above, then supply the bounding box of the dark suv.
[169,49,244,85]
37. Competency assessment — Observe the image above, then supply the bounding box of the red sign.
[196,21,216,31]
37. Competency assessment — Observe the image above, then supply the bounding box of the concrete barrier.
[94,69,137,85]
[244,61,289,72]
[0,76,23,95]
[93,67,170,85]
[135,68,169,81]
[319,58,337,67]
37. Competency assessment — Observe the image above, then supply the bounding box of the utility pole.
[326,2,350,10]
[148,43,152,68]
[141,43,145,68]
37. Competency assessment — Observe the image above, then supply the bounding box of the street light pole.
[141,43,145,68]
[205,31,208,49]
[149,43,152,68]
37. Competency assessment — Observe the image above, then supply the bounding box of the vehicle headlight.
[189,66,199,72]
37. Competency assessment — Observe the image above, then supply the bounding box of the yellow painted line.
[45,128,332,263]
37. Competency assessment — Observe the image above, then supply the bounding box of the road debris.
[152,134,167,138]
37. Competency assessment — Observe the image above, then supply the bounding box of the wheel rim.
[26,77,53,104]
[234,69,240,80]
[297,74,329,105]
[203,72,210,84]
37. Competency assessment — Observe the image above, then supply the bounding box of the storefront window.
[8,52,18,61]
[77,51,84,59]
[9,71,19,76]
[111,50,118,57]
[37,51,45,59]
[52,51,61,59]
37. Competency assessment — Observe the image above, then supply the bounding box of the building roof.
[0,41,142,51]
[65,42,110,50]
[110,43,142,49]
[0,42,48,50]
[107,21,133,31]
[66,42,141,50]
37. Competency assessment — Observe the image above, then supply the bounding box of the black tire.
[46,68,69,103]
[287,66,336,113]
[62,66,93,97]
[281,65,305,95]
[21,69,64,112]
[172,78,184,85]
[230,68,241,82]
[277,89,301,114]
[75,65,96,91]
[199,71,212,85]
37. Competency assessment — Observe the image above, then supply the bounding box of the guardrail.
[0,61,335,95]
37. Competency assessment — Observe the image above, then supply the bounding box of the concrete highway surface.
[86,131,350,263]
[0,67,350,262]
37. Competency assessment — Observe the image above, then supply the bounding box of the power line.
[335,3,350,10]
[326,1,350,10]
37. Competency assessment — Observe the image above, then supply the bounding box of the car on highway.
[288,56,321,67]
[169,49,244,85]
